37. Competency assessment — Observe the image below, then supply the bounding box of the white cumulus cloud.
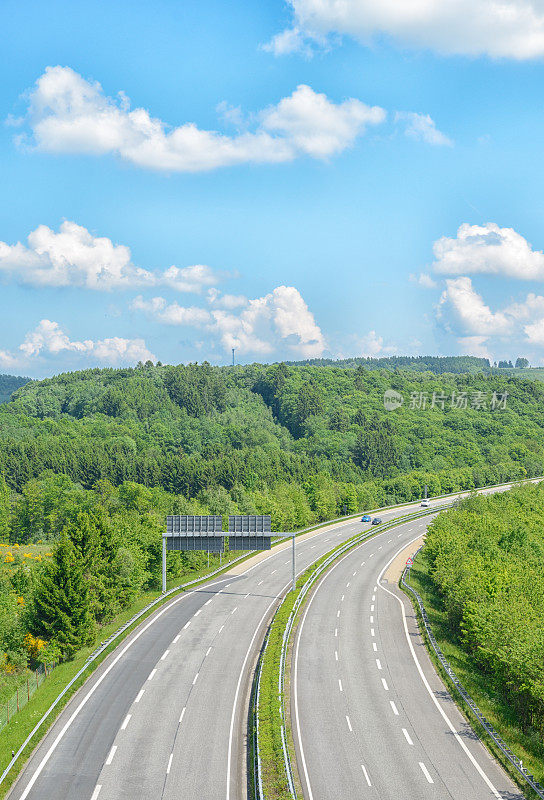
[17,67,386,172]
[1,319,156,371]
[132,285,326,358]
[0,220,224,292]
[267,0,544,59]
[396,112,453,147]
[433,223,544,280]
[410,272,438,289]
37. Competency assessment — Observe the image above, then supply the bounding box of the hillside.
[1,361,543,510]
[0,374,29,404]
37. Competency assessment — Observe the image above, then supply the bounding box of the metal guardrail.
[255,506,449,799]
[402,557,544,799]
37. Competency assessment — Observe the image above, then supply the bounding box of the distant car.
[420,499,430,508]
[361,515,371,522]
[371,517,382,525]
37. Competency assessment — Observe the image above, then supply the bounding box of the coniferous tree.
[32,533,94,658]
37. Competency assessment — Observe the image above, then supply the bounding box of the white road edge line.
[390,700,399,715]
[121,714,131,730]
[179,706,186,724]
[381,678,388,691]
[105,745,117,765]
[361,765,372,787]
[167,753,173,774]
[346,715,353,732]
[134,689,144,703]
[161,650,170,660]
[378,537,502,799]
[90,786,102,800]
[147,669,157,681]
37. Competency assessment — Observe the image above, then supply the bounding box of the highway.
[7,484,528,800]
[292,511,523,799]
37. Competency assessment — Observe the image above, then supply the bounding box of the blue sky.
[3,0,544,376]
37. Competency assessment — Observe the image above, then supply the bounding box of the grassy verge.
[406,551,544,795]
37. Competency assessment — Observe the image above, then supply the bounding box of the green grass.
[406,552,544,794]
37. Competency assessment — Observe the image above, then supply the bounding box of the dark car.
[361,515,371,522]
[371,517,382,525]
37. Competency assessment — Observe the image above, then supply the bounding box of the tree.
[515,357,529,369]
[32,533,94,658]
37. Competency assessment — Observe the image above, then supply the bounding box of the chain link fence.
[0,662,58,733]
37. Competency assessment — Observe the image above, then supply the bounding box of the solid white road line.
[121,714,131,730]
[361,765,372,787]
[346,715,353,732]
[147,669,157,681]
[378,541,502,799]
[390,701,399,715]
[419,762,434,784]
[338,679,343,692]
[105,745,117,765]
[167,753,173,774]
[135,689,144,703]
[206,646,212,656]
[218,625,225,634]
[161,650,170,660]
[381,678,388,691]
[90,786,102,800]
[179,706,186,724]
[192,672,199,685]
[402,728,414,746]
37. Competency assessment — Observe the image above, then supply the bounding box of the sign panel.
[166,515,223,534]
[228,536,271,551]
[166,535,224,553]
[228,515,272,534]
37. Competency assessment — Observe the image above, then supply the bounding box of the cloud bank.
[0,220,222,291]
[0,319,156,372]
[266,0,544,59]
[132,285,326,358]
[17,67,386,172]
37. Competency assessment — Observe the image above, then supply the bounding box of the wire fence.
[402,560,544,800]
[0,661,58,733]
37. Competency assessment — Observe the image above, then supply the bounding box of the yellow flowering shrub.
[4,554,14,563]
[24,633,47,659]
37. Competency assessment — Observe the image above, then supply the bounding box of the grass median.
[405,551,544,797]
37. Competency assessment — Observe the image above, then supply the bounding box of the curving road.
[7,483,531,800]
[292,511,523,799]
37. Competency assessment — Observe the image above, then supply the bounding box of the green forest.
[1,359,544,687]
[424,482,544,736]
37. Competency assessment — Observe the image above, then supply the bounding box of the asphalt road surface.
[292,512,524,800]
[8,483,531,800]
